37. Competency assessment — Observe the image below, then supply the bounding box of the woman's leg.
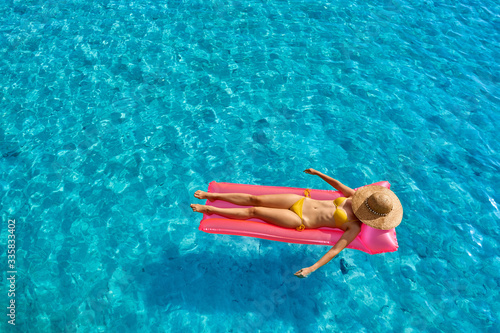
[194,190,302,209]
[191,204,303,229]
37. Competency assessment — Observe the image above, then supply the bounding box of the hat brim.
[351,186,403,230]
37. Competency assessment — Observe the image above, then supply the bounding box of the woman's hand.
[294,267,314,278]
[304,168,319,176]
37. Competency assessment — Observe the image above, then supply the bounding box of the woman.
[190,168,403,278]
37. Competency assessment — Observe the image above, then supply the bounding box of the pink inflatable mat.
[198,181,398,254]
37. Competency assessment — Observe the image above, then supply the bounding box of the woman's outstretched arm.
[294,223,361,278]
[304,168,355,197]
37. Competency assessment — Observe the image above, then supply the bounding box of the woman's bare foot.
[190,204,211,214]
[194,190,215,201]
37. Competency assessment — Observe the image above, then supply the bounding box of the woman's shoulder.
[344,219,362,232]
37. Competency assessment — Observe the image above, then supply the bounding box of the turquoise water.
[0,0,499,331]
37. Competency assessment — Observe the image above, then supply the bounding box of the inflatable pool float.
[198,181,398,254]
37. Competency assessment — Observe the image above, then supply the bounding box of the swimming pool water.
[0,0,499,331]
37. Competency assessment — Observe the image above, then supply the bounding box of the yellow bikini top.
[333,197,354,227]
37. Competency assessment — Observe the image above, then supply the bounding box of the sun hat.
[351,186,403,230]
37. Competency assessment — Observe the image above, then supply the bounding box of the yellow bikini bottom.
[289,189,311,231]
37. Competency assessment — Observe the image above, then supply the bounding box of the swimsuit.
[289,190,354,231]
[333,197,356,227]
[289,190,311,231]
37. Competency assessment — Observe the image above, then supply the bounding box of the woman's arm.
[294,223,361,278]
[304,168,355,197]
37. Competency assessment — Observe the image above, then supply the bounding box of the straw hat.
[351,186,403,230]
